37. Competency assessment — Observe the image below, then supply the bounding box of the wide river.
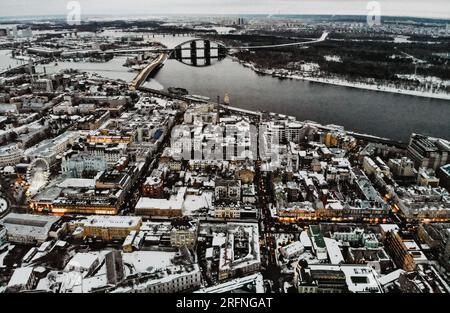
[2,33,450,142]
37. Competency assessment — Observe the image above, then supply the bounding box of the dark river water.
[5,31,448,142]
[152,57,450,142]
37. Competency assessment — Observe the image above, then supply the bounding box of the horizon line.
[0,13,449,22]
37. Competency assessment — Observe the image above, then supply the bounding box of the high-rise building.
[407,134,450,170]
[388,157,417,178]
[223,93,230,105]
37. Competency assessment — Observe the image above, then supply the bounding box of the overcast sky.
[1,0,449,19]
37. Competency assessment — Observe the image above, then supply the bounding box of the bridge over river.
[129,52,168,91]
[127,32,328,89]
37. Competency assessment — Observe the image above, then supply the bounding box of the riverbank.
[218,103,407,148]
[236,59,450,101]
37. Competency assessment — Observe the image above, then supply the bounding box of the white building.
[0,143,23,167]
[115,264,202,293]
[65,253,100,277]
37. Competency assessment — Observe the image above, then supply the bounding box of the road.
[234,32,329,50]
[119,111,185,214]
[256,159,284,293]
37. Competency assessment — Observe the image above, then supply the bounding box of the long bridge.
[129,52,168,90]
[0,57,50,77]
[126,32,328,89]
[106,32,328,55]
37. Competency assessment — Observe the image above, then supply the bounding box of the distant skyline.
[0,0,449,19]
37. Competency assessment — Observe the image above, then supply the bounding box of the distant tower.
[223,93,230,106]
[27,59,34,80]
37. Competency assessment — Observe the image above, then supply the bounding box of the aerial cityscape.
[0,0,450,298]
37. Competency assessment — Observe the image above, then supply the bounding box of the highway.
[105,47,173,54]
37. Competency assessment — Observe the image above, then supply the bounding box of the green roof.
[310,225,320,235]
[310,225,326,249]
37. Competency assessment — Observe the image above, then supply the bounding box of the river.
[2,32,450,142]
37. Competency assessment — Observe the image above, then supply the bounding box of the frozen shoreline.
[238,60,450,101]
